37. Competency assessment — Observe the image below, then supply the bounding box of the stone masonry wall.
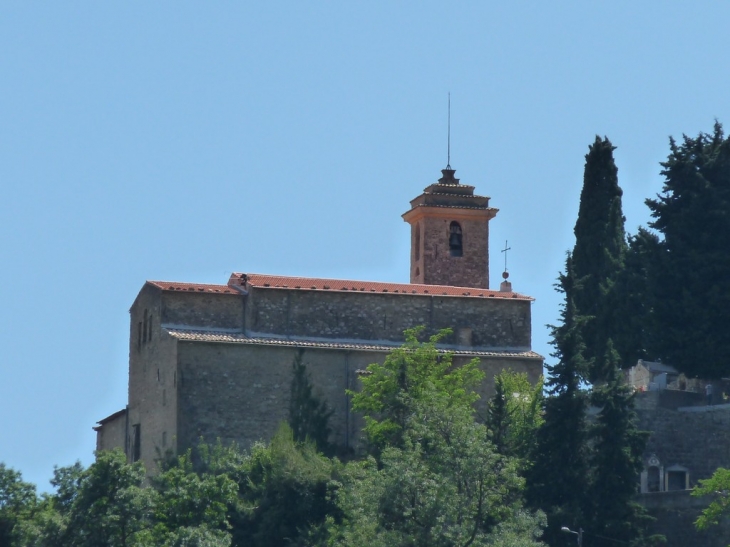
[95,411,127,453]
[245,288,530,349]
[160,290,242,330]
[635,393,730,485]
[176,342,377,452]
[175,340,542,455]
[128,285,179,471]
[640,491,730,547]
[420,216,489,289]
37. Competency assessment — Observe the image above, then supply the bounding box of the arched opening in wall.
[415,223,421,261]
[449,221,463,257]
[415,267,420,278]
[647,466,661,492]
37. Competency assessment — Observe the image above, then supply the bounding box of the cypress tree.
[646,122,730,379]
[587,341,658,547]
[571,136,627,380]
[527,256,590,546]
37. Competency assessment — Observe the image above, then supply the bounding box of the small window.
[162,431,167,447]
[132,424,141,462]
[449,222,463,257]
[143,309,148,343]
[667,467,689,491]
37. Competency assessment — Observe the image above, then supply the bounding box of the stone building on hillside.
[94,168,543,468]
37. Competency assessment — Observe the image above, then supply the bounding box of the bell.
[449,233,462,248]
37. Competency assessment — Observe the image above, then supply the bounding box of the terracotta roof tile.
[148,281,237,294]
[165,328,542,359]
[228,273,533,300]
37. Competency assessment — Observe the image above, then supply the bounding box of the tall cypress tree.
[587,341,657,547]
[572,136,627,380]
[646,122,730,379]
[527,256,590,546]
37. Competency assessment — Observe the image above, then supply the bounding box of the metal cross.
[501,240,511,272]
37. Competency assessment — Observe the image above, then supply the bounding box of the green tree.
[571,136,627,379]
[236,424,338,547]
[693,467,730,531]
[611,228,662,367]
[350,326,483,454]
[527,257,590,546]
[0,464,37,546]
[645,122,730,378]
[289,349,334,455]
[17,452,153,547]
[486,370,544,464]
[152,449,238,545]
[331,329,546,547]
[587,342,658,547]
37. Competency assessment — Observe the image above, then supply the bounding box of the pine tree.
[571,136,627,380]
[645,122,730,379]
[587,341,658,547]
[527,256,590,546]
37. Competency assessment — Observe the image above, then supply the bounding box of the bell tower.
[402,167,498,289]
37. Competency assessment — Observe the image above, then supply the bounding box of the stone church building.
[94,167,543,468]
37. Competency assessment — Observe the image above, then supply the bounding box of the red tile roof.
[229,273,533,301]
[148,281,238,294]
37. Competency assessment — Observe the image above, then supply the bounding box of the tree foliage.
[289,349,334,455]
[693,467,730,531]
[350,326,484,454]
[587,343,658,547]
[0,464,37,546]
[527,256,590,546]
[645,122,730,378]
[486,369,543,464]
[571,136,627,379]
[333,327,546,547]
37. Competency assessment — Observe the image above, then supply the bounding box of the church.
[94,167,543,467]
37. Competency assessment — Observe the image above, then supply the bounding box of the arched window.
[449,222,463,257]
[647,466,661,492]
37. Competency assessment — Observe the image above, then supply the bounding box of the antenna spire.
[446,92,451,169]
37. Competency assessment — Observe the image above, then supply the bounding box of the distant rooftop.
[147,274,533,300]
[228,273,533,300]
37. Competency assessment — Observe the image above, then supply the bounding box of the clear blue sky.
[2,2,729,489]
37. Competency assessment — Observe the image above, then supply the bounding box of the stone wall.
[640,491,730,547]
[128,286,179,470]
[175,339,541,454]
[245,287,531,349]
[420,216,490,289]
[160,289,242,330]
[175,342,376,452]
[95,409,127,453]
[636,393,730,485]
